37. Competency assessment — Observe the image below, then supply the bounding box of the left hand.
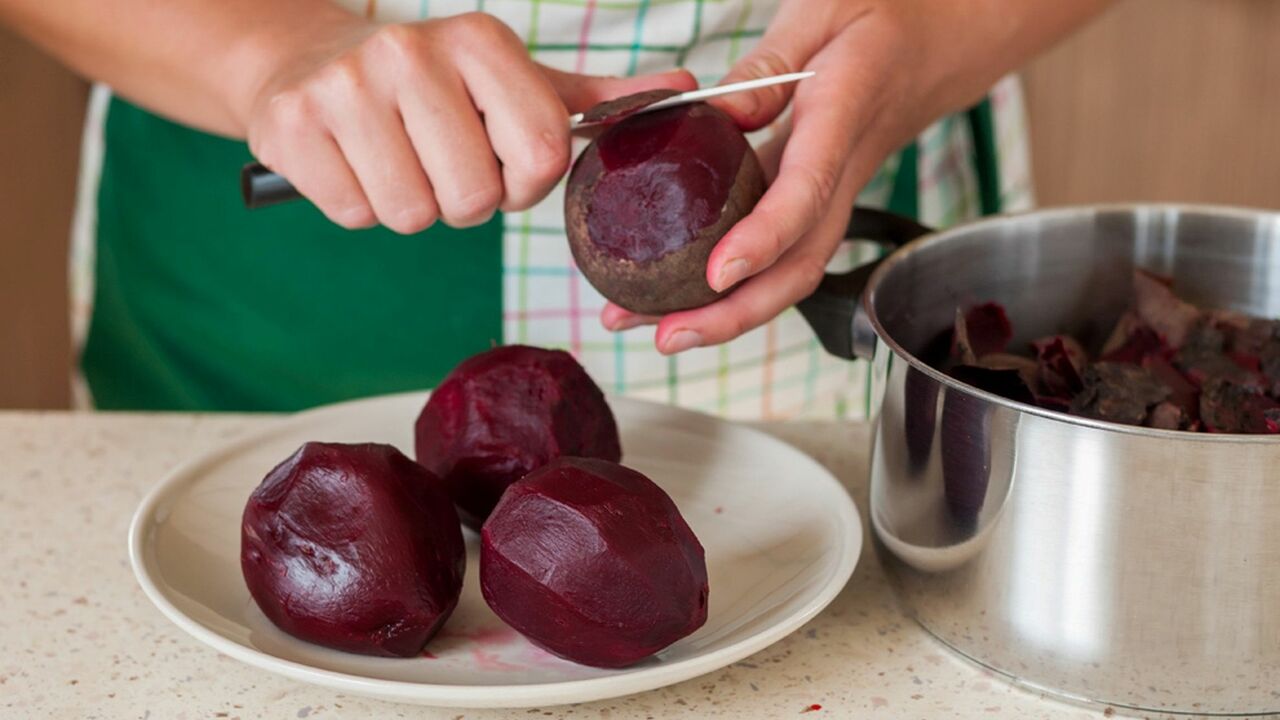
[600,0,1111,353]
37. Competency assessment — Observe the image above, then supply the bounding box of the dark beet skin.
[415,345,621,530]
[1144,355,1199,423]
[565,102,766,315]
[480,457,708,668]
[1070,362,1171,426]
[240,442,465,658]
[1200,378,1280,433]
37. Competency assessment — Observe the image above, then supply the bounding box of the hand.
[601,0,1111,353]
[242,12,696,233]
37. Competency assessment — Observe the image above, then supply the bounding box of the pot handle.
[796,207,932,360]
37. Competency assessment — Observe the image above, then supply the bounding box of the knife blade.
[242,71,815,210]
[568,70,815,128]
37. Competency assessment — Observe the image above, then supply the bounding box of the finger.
[258,113,376,229]
[656,240,837,353]
[711,1,843,129]
[658,156,866,352]
[601,303,660,331]
[398,72,503,228]
[462,49,572,211]
[541,65,698,115]
[316,62,441,234]
[706,33,887,293]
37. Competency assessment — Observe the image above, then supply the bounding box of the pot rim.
[862,202,1280,444]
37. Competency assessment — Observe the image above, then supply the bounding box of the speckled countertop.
[0,412,1137,720]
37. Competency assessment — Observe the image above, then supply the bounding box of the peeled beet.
[240,442,465,657]
[415,345,621,530]
[480,457,708,668]
[565,102,766,315]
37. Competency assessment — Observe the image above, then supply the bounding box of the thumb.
[713,7,826,130]
[540,66,698,115]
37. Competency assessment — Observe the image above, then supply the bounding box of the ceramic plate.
[129,392,860,707]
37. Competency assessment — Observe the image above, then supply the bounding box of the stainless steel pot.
[800,205,1280,716]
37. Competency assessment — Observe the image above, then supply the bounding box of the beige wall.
[0,28,84,409]
[1023,0,1280,207]
[0,0,1278,409]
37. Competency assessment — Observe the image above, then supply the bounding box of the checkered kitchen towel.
[70,0,1034,419]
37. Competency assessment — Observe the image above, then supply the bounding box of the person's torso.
[73,0,1032,417]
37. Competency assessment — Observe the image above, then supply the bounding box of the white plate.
[129,393,860,707]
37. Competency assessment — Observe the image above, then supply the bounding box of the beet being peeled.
[240,442,465,658]
[480,457,709,668]
[565,101,766,315]
[415,345,622,530]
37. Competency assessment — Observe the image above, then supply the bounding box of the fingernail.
[715,258,750,292]
[664,329,703,354]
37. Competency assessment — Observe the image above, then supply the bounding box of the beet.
[565,102,766,315]
[480,457,708,668]
[1174,320,1262,388]
[240,442,465,657]
[1031,336,1086,399]
[1200,378,1280,434]
[1101,311,1144,359]
[1223,316,1280,354]
[1134,269,1200,347]
[1147,401,1188,430]
[415,345,621,530]
[1101,324,1165,364]
[1070,362,1171,426]
[1143,355,1199,422]
[963,303,1013,357]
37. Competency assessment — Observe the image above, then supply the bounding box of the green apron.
[83,98,502,411]
[82,97,999,412]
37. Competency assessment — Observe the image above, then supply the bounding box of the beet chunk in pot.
[1070,362,1171,426]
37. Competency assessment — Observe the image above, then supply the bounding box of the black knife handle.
[241,163,302,209]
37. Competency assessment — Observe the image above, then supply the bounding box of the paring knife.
[241,71,816,210]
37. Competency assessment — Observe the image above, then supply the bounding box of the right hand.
[243,12,696,233]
